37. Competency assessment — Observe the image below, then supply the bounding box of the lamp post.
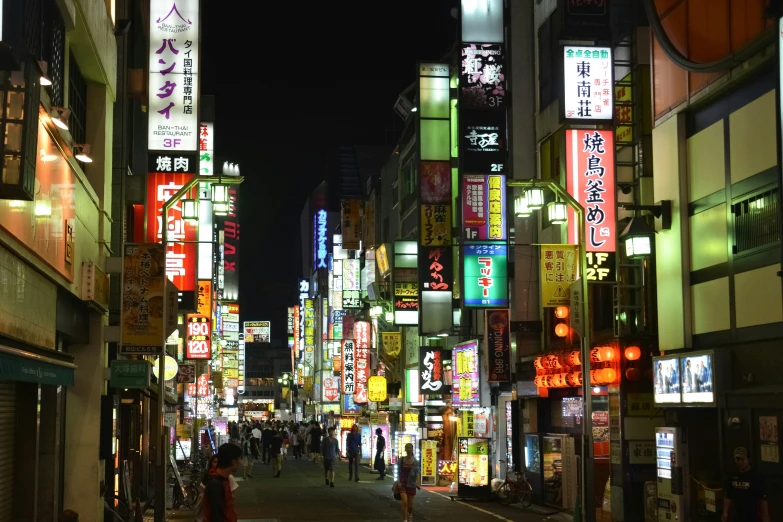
[155,174,243,522]
[507,179,591,521]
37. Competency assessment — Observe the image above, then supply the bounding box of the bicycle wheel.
[183,483,201,508]
[519,485,533,508]
[498,483,514,505]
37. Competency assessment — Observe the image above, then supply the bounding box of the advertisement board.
[462,174,507,241]
[462,243,508,307]
[243,321,271,343]
[457,437,491,498]
[121,244,167,353]
[452,341,480,407]
[185,314,210,359]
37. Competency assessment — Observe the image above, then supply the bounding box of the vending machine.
[656,427,690,521]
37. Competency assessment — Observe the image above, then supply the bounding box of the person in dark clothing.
[346,424,362,482]
[270,429,284,478]
[309,421,323,464]
[723,447,769,522]
[203,443,241,522]
[374,427,386,480]
[261,423,275,464]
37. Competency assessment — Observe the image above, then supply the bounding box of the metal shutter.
[0,381,15,521]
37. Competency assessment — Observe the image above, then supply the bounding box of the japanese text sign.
[304,300,315,369]
[148,152,198,174]
[322,376,339,403]
[368,375,387,403]
[419,246,452,292]
[287,307,295,335]
[243,321,271,343]
[176,363,196,383]
[485,309,511,382]
[217,188,240,301]
[341,199,362,250]
[121,244,166,354]
[314,209,329,269]
[566,129,616,253]
[563,46,613,121]
[353,321,370,404]
[460,44,505,110]
[462,243,508,307]
[394,282,419,312]
[540,245,578,307]
[342,339,356,395]
[293,306,300,359]
[452,341,480,406]
[199,123,214,175]
[462,174,507,241]
[145,172,197,292]
[460,110,506,174]
[188,372,210,397]
[343,389,362,414]
[185,314,210,359]
[197,279,212,316]
[148,0,199,151]
[342,258,362,309]
[586,251,616,282]
[382,332,402,358]
[419,346,445,394]
[420,204,452,246]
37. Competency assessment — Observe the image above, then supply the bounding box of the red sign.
[565,130,616,253]
[177,363,196,383]
[188,373,210,397]
[146,172,197,291]
[353,321,370,404]
[185,314,211,359]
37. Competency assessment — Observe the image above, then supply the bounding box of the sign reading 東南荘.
[540,245,578,307]
[148,0,200,151]
[566,129,616,253]
[563,46,613,121]
[462,243,508,307]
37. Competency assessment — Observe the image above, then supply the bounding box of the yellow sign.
[421,440,438,482]
[122,244,166,350]
[461,410,475,437]
[175,423,191,439]
[304,376,313,392]
[368,376,387,402]
[404,412,419,423]
[615,72,633,145]
[223,368,238,379]
[152,356,179,381]
[376,244,391,276]
[382,332,402,358]
[212,371,223,389]
[540,244,578,307]
[420,204,451,246]
[197,279,212,317]
[340,418,355,430]
[627,393,655,416]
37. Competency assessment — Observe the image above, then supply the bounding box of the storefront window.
[543,435,563,507]
[525,434,540,473]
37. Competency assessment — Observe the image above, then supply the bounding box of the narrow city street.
[221,458,549,522]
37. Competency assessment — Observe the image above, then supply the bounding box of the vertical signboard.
[148,0,200,151]
[304,299,315,374]
[185,314,211,359]
[419,346,445,394]
[287,307,295,335]
[462,244,508,307]
[314,209,329,269]
[237,334,245,394]
[452,340,480,407]
[462,174,507,241]
[485,309,510,382]
[393,241,419,325]
[146,172,197,292]
[342,258,362,308]
[353,321,370,404]
[540,245,578,307]
[342,339,355,395]
[121,244,166,353]
[217,187,240,300]
[562,46,613,121]
[197,279,212,316]
[341,199,362,250]
[199,123,214,175]
[566,129,616,253]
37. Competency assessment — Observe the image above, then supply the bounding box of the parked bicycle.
[497,460,533,507]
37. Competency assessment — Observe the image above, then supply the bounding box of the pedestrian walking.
[270,429,284,478]
[321,426,340,488]
[309,421,323,464]
[241,428,253,479]
[203,443,242,522]
[281,427,289,460]
[346,424,362,482]
[291,423,301,459]
[261,422,275,464]
[723,447,769,522]
[374,427,387,480]
[299,422,308,460]
[394,443,421,522]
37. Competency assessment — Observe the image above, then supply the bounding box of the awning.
[0,345,76,386]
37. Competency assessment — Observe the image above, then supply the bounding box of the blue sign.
[314,209,329,269]
[343,391,362,414]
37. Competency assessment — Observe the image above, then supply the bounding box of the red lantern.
[590,369,603,384]
[625,367,641,381]
[534,357,544,371]
[534,375,545,387]
[554,306,569,319]
[554,323,569,338]
[567,371,582,387]
[545,354,562,370]
[601,367,617,384]
[567,350,581,366]
[598,346,615,362]
[624,346,641,361]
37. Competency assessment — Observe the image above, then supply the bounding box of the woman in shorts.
[396,443,421,522]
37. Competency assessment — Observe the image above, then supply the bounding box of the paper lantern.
[554,306,570,319]
[590,369,603,384]
[534,357,544,371]
[598,346,615,362]
[554,323,569,338]
[567,371,582,387]
[567,350,581,366]
[534,376,545,387]
[545,354,562,370]
[624,346,641,361]
[601,367,617,384]
[625,367,641,381]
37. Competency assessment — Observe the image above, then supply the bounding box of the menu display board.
[457,437,491,499]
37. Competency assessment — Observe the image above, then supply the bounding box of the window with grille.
[43,0,66,107]
[68,51,88,145]
[732,189,780,255]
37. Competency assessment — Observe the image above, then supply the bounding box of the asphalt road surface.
[225,455,550,522]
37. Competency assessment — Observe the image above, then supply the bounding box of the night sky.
[201,2,457,341]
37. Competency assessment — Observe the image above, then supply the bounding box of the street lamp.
[514,194,532,217]
[212,184,231,215]
[547,201,568,225]
[618,201,672,259]
[182,198,199,221]
[525,186,545,210]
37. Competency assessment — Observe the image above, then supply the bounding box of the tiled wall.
[0,245,57,349]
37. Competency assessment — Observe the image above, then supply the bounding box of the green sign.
[0,350,75,386]
[462,244,508,307]
[110,360,151,388]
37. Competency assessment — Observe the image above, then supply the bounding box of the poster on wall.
[759,416,779,463]
[121,244,167,353]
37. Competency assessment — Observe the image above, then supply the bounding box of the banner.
[485,309,511,382]
[353,321,370,403]
[452,341,480,406]
[341,199,362,250]
[540,245,578,307]
[121,244,166,353]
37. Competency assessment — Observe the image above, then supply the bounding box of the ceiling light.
[73,144,92,163]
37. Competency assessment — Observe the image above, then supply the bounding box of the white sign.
[244,321,271,342]
[342,339,355,395]
[563,46,613,121]
[148,0,200,151]
[237,336,245,395]
[224,321,239,332]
